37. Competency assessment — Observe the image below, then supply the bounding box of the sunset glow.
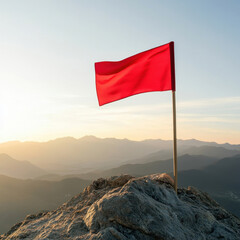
[1,0,239,144]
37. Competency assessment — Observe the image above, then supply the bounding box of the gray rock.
[1,174,239,240]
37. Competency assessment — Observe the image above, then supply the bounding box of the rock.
[1,174,240,240]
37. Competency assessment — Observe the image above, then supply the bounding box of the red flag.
[95,41,175,106]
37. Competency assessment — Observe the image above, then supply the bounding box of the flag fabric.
[95,41,175,106]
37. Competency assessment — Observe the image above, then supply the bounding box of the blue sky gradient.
[0,0,239,143]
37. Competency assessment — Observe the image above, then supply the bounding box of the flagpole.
[172,90,177,193]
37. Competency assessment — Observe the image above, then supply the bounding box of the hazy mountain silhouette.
[73,154,218,180]
[0,174,91,234]
[0,136,239,174]
[0,136,161,173]
[35,173,90,181]
[178,154,240,217]
[127,145,240,164]
[0,154,46,179]
[179,154,240,192]
[142,138,240,150]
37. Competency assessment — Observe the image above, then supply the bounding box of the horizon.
[0,134,239,146]
[1,0,240,144]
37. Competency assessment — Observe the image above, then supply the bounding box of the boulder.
[1,174,240,240]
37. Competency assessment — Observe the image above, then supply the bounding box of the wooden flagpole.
[172,90,177,193]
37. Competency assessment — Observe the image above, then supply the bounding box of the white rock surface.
[1,174,240,240]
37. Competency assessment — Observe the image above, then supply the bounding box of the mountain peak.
[0,153,45,179]
[2,174,239,239]
[79,135,100,141]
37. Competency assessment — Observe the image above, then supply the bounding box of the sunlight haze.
[1,0,240,144]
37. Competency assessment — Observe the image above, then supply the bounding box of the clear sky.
[0,0,240,144]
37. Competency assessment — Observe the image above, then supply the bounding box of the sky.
[0,0,240,144]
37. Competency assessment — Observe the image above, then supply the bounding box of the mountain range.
[72,154,219,180]
[126,145,240,164]
[0,154,45,179]
[0,136,239,175]
[0,175,91,234]
[178,154,240,217]
[0,136,239,235]
[0,136,161,173]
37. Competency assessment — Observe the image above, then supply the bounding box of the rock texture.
[1,173,240,240]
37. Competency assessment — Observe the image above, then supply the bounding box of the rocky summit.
[1,174,240,240]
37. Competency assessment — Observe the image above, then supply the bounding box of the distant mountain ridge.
[178,154,240,217]
[0,136,162,172]
[0,154,46,179]
[142,138,240,150]
[0,136,239,174]
[0,174,91,234]
[179,154,240,193]
[58,154,218,180]
[127,145,240,164]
